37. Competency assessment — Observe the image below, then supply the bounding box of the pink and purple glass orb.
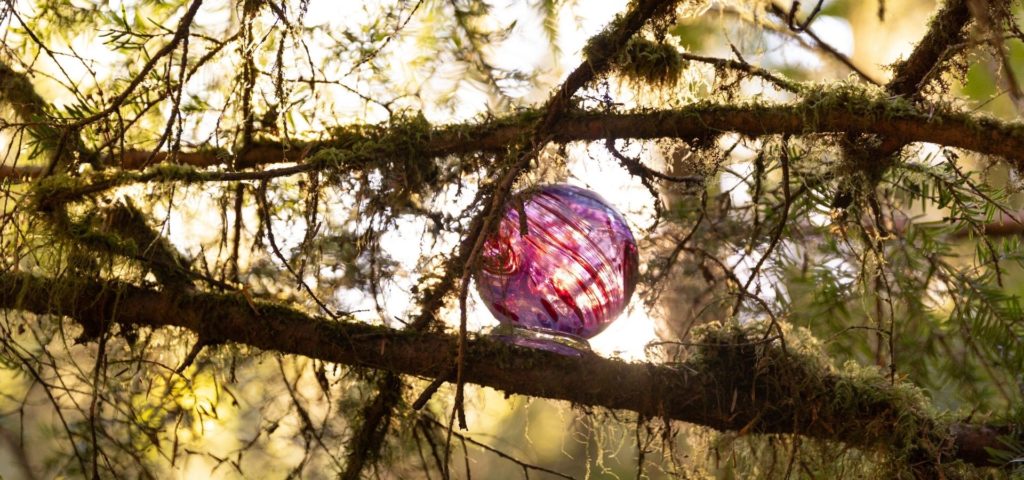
[474,184,639,356]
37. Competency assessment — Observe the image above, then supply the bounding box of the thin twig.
[421,415,578,480]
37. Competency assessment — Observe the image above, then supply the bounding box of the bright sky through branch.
[9,0,866,363]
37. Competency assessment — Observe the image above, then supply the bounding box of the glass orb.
[474,184,639,355]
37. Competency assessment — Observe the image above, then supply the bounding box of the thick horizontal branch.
[7,84,1024,186]
[0,271,1016,470]
[118,88,1024,171]
[15,86,1024,191]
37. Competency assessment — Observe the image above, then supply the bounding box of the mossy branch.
[0,62,83,169]
[100,201,195,290]
[0,270,1017,472]
[886,0,970,97]
[21,84,1024,202]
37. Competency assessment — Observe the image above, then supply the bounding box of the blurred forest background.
[2,0,1024,478]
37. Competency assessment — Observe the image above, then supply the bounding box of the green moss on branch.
[0,270,1015,472]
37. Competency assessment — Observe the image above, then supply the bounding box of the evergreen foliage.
[2,0,1024,478]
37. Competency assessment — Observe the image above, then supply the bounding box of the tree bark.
[111,97,1024,172]
[0,271,1015,470]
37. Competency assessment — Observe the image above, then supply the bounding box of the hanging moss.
[64,212,139,257]
[686,320,962,476]
[30,173,83,207]
[148,163,206,183]
[321,112,441,204]
[613,37,686,88]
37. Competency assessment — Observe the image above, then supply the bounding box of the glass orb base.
[489,324,591,357]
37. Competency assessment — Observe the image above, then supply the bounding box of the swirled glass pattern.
[475,184,639,342]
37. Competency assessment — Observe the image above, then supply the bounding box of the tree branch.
[767,2,881,85]
[100,201,196,290]
[71,0,204,127]
[678,51,804,92]
[0,62,80,167]
[0,270,1016,470]
[114,90,1024,170]
[24,87,1024,198]
[886,0,970,97]
[341,372,402,480]
[545,0,678,126]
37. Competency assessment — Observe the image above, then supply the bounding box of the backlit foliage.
[2,0,1024,478]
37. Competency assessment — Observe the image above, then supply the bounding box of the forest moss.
[30,173,84,205]
[581,11,625,64]
[790,81,1024,149]
[0,63,46,113]
[148,163,205,183]
[612,37,685,88]
[794,81,918,127]
[687,320,946,469]
[66,214,139,256]
[320,113,441,204]
[306,147,350,170]
[582,0,679,73]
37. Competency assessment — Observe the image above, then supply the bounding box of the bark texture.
[0,271,1015,470]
